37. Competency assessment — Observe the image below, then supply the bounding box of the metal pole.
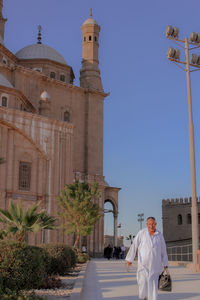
[184,37,199,269]
[137,213,144,230]
[114,214,118,246]
[140,219,142,230]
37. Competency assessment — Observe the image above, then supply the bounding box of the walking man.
[125,217,168,300]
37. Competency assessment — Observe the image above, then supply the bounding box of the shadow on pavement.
[101,293,200,300]
[83,260,200,300]
[100,280,137,288]
[98,274,136,281]
[101,297,139,300]
[159,293,200,299]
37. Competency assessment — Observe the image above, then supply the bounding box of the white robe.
[125,228,168,300]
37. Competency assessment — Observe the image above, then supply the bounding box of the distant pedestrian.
[121,244,126,259]
[104,244,112,260]
[125,217,168,300]
[113,246,117,259]
[116,246,121,259]
[82,244,87,253]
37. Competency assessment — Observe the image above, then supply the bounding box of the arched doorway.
[104,199,118,247]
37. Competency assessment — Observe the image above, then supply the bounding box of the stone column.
[6,129,14,191]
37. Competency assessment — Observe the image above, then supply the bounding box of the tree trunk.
[16,231,25,243]
[73,234,80,248]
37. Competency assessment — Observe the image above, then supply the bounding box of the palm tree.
[0,201,56,242]
[58,180,101,247]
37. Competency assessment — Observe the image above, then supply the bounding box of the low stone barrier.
[41,262,88,300]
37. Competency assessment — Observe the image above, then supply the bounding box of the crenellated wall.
[162,197,200,205]
[162,197,200,244]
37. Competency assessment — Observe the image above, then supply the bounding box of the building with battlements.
[0,1,120,256]
[162,197,200,246]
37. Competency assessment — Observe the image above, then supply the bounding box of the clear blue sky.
[5,0,200,245]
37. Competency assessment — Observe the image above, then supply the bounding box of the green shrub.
[0,241,48,292]
[41,244,77,275]
[73,248,90,264]
[0,290,44,300]
[0,290,44,299]
[77,253,90,263]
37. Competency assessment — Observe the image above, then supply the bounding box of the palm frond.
[0,208,14,223]
[0,200,55,241]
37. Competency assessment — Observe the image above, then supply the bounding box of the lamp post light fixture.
[166,25,200,270]
[126,234,135,245]
[138,213,144,230]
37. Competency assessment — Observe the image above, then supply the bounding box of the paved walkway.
[81,259,200,300]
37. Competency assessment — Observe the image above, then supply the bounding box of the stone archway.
[104,198,118,247]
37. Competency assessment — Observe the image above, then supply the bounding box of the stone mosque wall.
[0,2,120,256]
[162,197,200,245]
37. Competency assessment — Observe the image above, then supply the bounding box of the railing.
[196,250,200,272]
[167,244,193,261]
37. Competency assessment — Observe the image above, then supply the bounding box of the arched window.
[1,96,7,107]
[50,72,56,79]
[84,36,86,42]
[60,74,65,82]
[64,111,70,122]
[19,161,31,191]
[187,213,191,224]
[33,67,42,72]
[89,35,92,41]
[95,36,97,42]
[177,214,182,225]
[2,57,7,64]
[198,213,200,224]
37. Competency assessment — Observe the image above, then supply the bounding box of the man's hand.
[125,261,132,272]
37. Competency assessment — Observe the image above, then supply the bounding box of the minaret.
[0,0,7,41]
[80,9,103,91]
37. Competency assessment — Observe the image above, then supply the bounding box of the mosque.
[0,0,120,256]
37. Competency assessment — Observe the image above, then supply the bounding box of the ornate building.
[0,2,120,256]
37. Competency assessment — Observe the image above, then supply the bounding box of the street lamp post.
[166,26,200,270]
[137,213,144,230]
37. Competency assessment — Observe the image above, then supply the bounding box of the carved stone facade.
[0,2,120,256]
[162,198,200,246]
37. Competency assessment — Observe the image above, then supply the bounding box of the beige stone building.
[104,235,124,248]
[0,2,120,256]
[162,198,200,246]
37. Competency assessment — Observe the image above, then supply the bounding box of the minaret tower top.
[80,9,103,92]
[37,25,42,44]
[82,8,98,26]
[0,0,7,41]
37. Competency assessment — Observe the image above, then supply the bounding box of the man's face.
[147,218,157,234]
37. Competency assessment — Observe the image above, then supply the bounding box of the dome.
[82,9,98,26]
[0,73,14,88]
[40,91,50,101]
[82,16,98,26]
[15,44,67,65]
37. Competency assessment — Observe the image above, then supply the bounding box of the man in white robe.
[125,217,168,300]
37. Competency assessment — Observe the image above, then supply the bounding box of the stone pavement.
[81,259,200,300]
